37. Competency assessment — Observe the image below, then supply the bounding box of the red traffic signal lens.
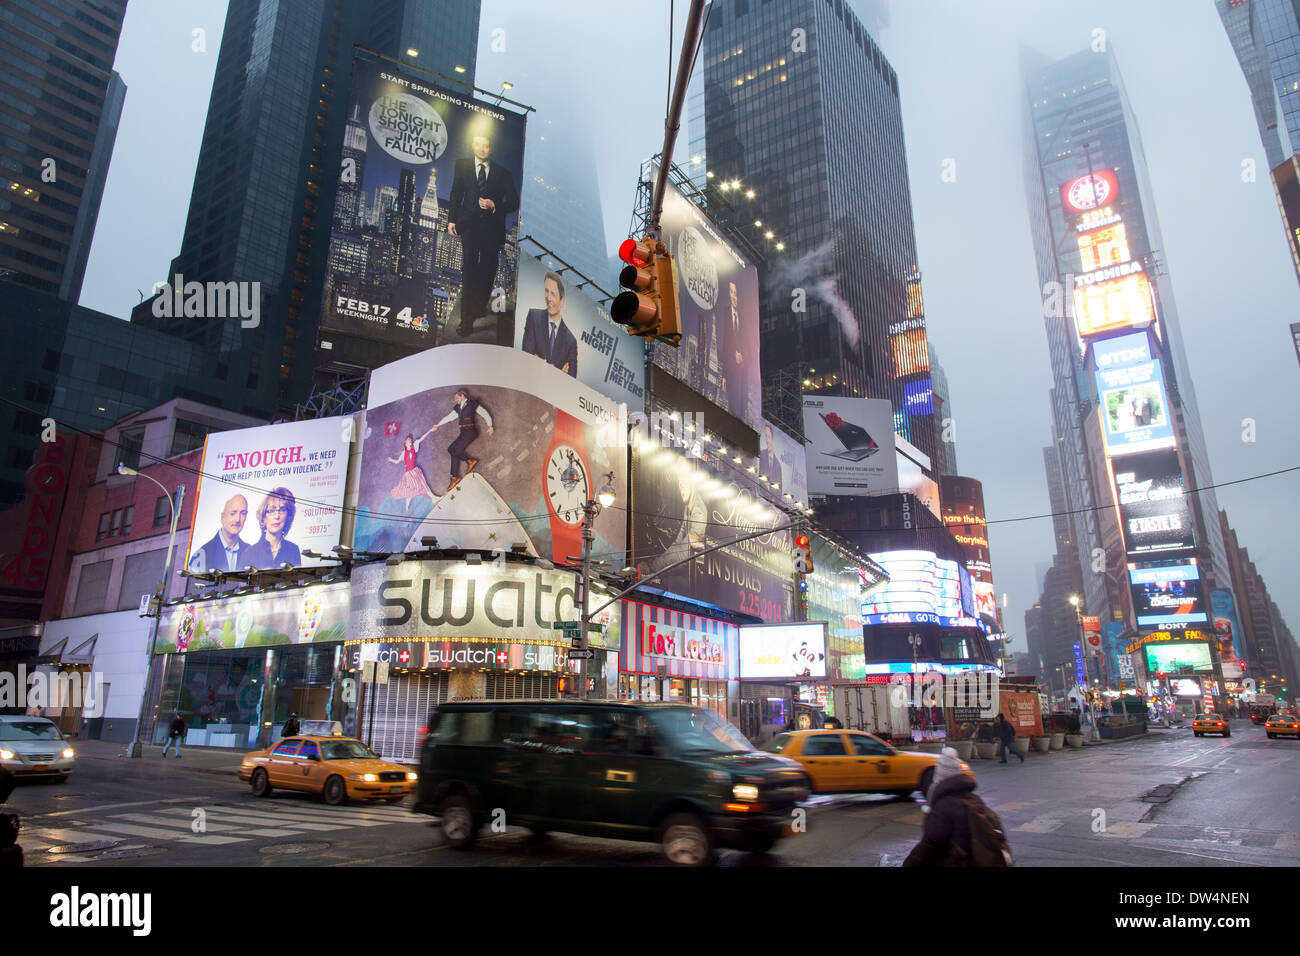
[619,238,650,268]
[794,534,810,548]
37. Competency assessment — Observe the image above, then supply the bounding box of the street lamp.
[117,463,185,758]
[577,472,617,700]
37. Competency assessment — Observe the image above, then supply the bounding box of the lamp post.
[578,472,617,701]
[118,463,184,758]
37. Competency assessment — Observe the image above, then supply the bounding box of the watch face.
[546,445,589,524]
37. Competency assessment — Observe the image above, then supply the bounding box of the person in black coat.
[994,712,1024,764]
[282,713,300,738]
[447,132,519,334]
[903,748,1003,866]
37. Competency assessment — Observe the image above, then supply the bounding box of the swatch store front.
[345,558,621,763]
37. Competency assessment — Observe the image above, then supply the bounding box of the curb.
[77,753,239,777]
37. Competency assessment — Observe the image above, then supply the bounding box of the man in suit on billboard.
[521,270,578,377]
[448,132,519,336]
[188,495,249,573]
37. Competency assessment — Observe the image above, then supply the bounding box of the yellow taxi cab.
[1191,714,1230,737]
[1264,713,1300,739]
[238,735,418,805]
[761,729,970,796]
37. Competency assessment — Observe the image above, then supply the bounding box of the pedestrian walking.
[25,704,41,717]
[903,747,1013,867]
[994,713,1023,764]
[282,713,300,738]
[161,713,186,758]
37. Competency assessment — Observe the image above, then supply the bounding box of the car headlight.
[732,784,760,803]
[406,772,418,781]
[348,773,378,782]
[62,748,75,759]
[0,749,13,761]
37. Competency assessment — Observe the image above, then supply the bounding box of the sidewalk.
[70,738,245,776]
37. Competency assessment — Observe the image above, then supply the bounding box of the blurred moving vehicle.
[414,701,811,866]
[1264,714,1300,739]
[0,716,75,781]
[762,729,965,796]
[238,735,417,804]
[1191,715,1229,737]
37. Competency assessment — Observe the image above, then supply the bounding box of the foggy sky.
[81,1,1300,658]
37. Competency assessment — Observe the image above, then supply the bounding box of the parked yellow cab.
[238,736,417,804]
[1191,714,1229,737]
[1264,714,1300,739]
[761,730,969,796]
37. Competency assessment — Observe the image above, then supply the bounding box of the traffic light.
[612,236,682,345]
[793,533,814,575]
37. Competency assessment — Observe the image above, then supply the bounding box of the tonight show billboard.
[320,55,528,360]
[1112,449,1195,557]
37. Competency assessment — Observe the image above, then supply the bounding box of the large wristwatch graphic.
[543,409,590,563]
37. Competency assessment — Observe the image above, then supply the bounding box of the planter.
[1049,732,1065,750]
[917,741,944,754]
[1012,737,1030,756]
[949,739,974,761]
[975,741,997,760]
[1030,735,1051,753]
[1065,734,1085,748]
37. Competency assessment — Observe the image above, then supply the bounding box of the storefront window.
[156,648,267,748]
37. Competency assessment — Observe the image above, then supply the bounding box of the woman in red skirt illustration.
[386,426,438,512]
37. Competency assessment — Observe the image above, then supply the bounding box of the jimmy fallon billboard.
[320,53,528,362]
[353,344,626,566]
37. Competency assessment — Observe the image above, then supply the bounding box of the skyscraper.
[1022,47,1229,650]
[1218,0,1300,289]
[0,0,128,302]
[692,0,940,469]
[131,0,481,418]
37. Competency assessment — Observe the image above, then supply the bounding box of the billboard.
[1077,222,1131,273]
[648,178,762,428]
[630,443,792,622]
[1095,355,1176,456]
[185,418,352,574]
[1113,450,1195,556]
[320,55,528,357]
[861,550,979,628]
[512,255,645,410]
[738,623,829,680]
[1061,169,1119,214]
[891,328,931,378]
[1072,264,1157,339]
[1092,330,1152,371]
[902,377,934,416]
[1130,562,1209,628]
[802,396,897,497]
[157,582,350,653]
[355,344,627,564]
[1143,641,1212,674]
[1210,588,1247,675]
[756,420,809,508]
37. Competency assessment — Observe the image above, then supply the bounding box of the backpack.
[952,796,1013,867]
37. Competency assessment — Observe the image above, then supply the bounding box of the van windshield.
[649,708,753,755]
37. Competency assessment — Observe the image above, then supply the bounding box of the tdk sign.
[1093,331,1151,370]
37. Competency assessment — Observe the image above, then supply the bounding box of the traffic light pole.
[649,0,708,233]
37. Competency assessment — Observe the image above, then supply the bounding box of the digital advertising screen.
[512,256,645,411]
[1077,222,1131,273]
[1130,562,1209,628]
[320,54,528,359]
[1210,588,1247,671]
[1096,355,1176,456]
[355,344,627,564]
[1072,265,1157,339]
[903,377,934,416]
[649,177,763,429]
[738,622,829,680]
[862,550,977,628]
[1113,449,1196,556]
[1143,641,1213,674]
[1171,678,1204,698]
[891,328,931,378]
[802,396,897,497]
[1092,330,1152,371]
[185,418,352,574]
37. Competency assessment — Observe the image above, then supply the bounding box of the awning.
[34,633,98,665]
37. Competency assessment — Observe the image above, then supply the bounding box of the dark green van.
[414,700,811,865]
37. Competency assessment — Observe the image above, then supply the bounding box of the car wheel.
[439,794,477,850]
[251,768,272,797]
[322,775,347,806]
[660,813,715,866]
[918,767,935,797]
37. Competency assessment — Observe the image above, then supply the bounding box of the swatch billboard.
[354,344,626,566]
[320,54,528,361]
[185,418,352,574]
[648,176,762,429]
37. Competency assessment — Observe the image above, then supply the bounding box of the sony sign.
[348,559,577,643]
